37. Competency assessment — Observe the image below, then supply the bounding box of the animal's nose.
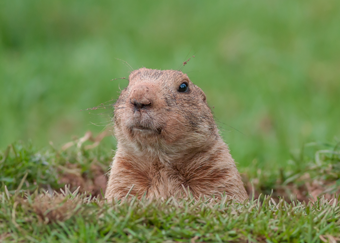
[130,99,151,110]
[129,85,153,110]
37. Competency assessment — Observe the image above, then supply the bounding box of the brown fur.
[105,68,248,202]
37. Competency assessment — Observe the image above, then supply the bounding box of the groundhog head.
[114,68,218,157]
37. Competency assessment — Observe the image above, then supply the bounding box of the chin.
[122,125,161,144]
[132,128,159,138]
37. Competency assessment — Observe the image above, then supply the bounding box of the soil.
[57,162,339,202]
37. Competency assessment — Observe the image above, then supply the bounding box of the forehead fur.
[129,68,188,83]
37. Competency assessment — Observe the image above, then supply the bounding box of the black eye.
[178,82,189,92]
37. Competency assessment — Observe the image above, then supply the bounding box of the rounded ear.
[194,84,207,102]
[201,90,207,102]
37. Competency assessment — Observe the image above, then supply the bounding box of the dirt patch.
[242,173,339,202]
[56,163,338,202]
[31,194,80,223]
[58,163,107,197]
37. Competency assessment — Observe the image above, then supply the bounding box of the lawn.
[0,139,339,242]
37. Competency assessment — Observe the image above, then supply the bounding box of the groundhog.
[105,68,248,202]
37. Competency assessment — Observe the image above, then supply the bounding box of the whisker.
[115,58,134,72]
[214,118,246,136]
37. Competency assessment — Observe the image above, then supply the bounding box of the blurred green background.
[0,1,339,169]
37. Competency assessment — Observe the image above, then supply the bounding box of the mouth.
[133,125,152,131]
[131,125,162,134]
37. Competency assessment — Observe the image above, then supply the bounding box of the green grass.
[0,140,340,242]
[0,191,339,242]
[0,0,339,170]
